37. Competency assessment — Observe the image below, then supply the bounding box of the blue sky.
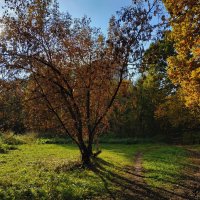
[58,0,132,34]
[0,0,132,34]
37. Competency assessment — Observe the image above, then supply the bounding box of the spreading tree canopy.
[0,0,165,165]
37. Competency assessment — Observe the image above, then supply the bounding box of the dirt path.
[94,148,200,200]
[115,152,168,200]
[133,152,144,184]
[123,150,200,200]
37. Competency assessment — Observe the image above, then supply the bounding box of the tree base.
[93,150,102,157]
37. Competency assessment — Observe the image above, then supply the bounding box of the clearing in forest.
[0,143,199,199]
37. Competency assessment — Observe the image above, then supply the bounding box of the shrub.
[36,137,71,144]
[2,132,25,145]
[0,141,17,154]
[1,132,38,145]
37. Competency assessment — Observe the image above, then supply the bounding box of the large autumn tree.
[0,0,164,165]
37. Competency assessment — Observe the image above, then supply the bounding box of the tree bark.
[81,147,92,166]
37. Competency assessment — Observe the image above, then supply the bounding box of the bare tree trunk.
[80,145,92,166]
[81,150,91,166]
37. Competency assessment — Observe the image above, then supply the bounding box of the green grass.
[0,141,193,200]
[101,144,189,189]
[142,145,188,189]
[0,143,130,199]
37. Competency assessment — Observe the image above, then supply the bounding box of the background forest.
[1,36,199,144]
[0,0,199,145]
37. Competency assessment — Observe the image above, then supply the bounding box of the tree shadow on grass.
[55,145,199,200]
[146,149,200,200]
[89,158,177,200]
[89,154,200,200]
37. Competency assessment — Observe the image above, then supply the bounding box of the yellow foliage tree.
[163,0,200,114]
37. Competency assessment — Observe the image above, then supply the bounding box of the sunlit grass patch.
[0,143,134,199]
[0,142,191,199]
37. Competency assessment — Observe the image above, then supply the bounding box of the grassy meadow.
[0,133,198,199]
